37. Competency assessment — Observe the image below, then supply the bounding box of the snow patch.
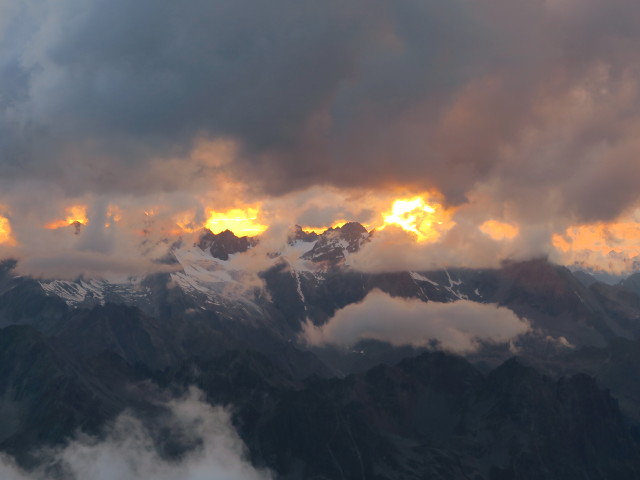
[40,277,149,308]
[410,272,439,286]
[444,269,468,300]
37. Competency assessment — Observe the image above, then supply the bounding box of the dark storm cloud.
[2,0,640,221]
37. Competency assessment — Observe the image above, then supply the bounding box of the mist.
[0,389,270,480]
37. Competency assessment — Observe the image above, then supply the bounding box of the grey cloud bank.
[2,0,640,226]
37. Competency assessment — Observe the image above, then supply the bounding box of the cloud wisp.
[0,389,271,480]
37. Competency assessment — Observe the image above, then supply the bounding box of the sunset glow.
[381,195,453,242]
[2,0,640,278]
[45,205,88,230]
[105,205,122,228]
[0,216,16,246]
[553,222,640,257]
[205,207,267,236]
[173,212,201,235]
[480,220,519,241]
[300,220,351,235]
[23,192,640,276]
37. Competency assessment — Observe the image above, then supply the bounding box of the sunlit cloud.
[205,207,267,236]
[105,205,122,228]
[0,216,16,246]
[299,220,351,235]
[1,180,640,278]
[553,218,640,273]
[44,205,88,230]
[379,194,455,242]
[480,220,519,241]
[0,0,639,279]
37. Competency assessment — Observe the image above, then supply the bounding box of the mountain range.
[2,224,640,479]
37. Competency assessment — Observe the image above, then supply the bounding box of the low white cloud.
[349,219,557,274]
[302,290,530,353]
[0,389,271,480]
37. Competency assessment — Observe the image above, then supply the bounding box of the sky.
[1,0,640,277]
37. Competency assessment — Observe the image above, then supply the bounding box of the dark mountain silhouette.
[2,232,640,478]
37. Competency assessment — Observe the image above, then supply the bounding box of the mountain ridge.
[3,225,640,477]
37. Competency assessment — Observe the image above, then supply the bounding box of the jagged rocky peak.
[197,229,258,260]
[288,225,319,245]
[338,221,368,235]
[302,222,370,264]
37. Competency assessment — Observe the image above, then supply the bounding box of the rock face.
[288,225,319,244]
[198,228,258,260]
[2,327,639,479]
[3,233,640,477]
[301,222,369,265]
[477,258,623,346]
[620,272,640,297]
[0,325,142,464]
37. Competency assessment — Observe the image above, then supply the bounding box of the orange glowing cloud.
[45,205,88,230]
[380,194,454,242]
[171,204,269,237]
[480,220,519,241]
[0,216,16,246]
[172,211,201,235]
[105,205,122,228]
[205,207,267,236]
[553,222,640,257]
[550,219,640,274]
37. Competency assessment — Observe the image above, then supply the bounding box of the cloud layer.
[2,0,640,275]
[0,389,270,480]
[2,0,640,219]
[302,290,530,352]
